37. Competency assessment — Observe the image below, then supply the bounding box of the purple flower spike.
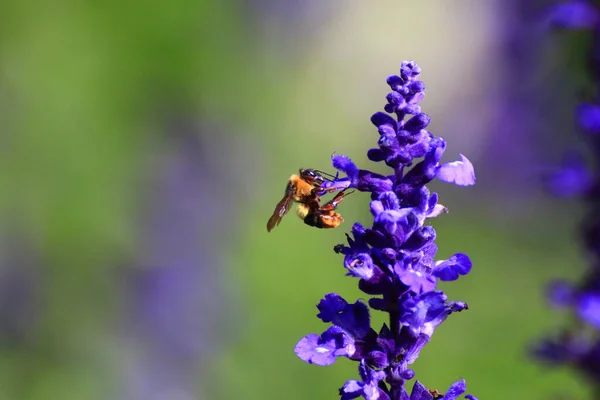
[293,61,476,399]
[532,1,600,393]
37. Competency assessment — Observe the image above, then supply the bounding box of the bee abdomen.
[304,213,343,229]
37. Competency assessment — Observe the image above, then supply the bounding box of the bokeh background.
[0,0,592,399]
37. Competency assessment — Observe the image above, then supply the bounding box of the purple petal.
[368,148,387,162]
[332,154,359,184]
[371,111,398,130]
[425,192,448,218]
[340,380,364,400]
[400,291,451,336]
[316,294,371,339]
[376,209,413,235]
[364,386,391,400]
[366,350,389,368]
[378,132,397,147]
[409,381,433,400]
[320,178,352,193]
[344,253,375,280]
[365,228,390,248]
[400,61,422,79]
[403,104,422,115]
[440,379,466,400]
[339,302,371,339]
[379,191,401,210]
[436,154,476,186]
[294,334,338,366]
[386,75,404,91]
[397,266,437,294]
[357,170,394,193]
[433,253,472,281]
[370,200,385,216]
[317,293,348,323]
[403,113,431,132]
[295,326,356,366]
[427,192,438,210]
[407,81,426,93]
[404,335,430,365]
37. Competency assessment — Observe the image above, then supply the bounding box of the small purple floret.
[295,326,356,366]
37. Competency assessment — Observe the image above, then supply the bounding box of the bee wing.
[266,194,294,232]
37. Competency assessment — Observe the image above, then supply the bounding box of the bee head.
[299,169,324,185]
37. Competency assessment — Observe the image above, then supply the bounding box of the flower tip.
[332,154,359,178]
[442,379,467,400]
[371,111,397,129]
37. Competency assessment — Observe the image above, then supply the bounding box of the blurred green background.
[0,0,591,399]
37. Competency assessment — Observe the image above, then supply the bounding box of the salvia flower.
[532,0,600,390]
[294,61,477,400]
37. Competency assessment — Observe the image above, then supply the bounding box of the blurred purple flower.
[295,61,476,400]
[532,1,600,390]
[123,122,231,400]
[0,234,40,345]
[545,151,593,197]
[545,0,600,29]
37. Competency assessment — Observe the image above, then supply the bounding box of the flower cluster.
[532,0,600,389]
[294,61,477,400]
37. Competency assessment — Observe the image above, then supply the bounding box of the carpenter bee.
[266,169,353,232]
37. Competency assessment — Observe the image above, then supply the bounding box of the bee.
[266,169,353,232]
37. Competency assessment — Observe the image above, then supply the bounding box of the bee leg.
[318,186,342,193]
[312,186,340,196]
[319,189,355,212]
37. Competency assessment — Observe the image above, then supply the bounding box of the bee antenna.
[314,169,338,180]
